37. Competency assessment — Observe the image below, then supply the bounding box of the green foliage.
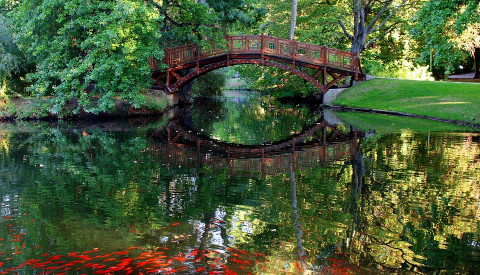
[411,0,480,77]
[191,71,226,98]
[0,98,51,119]
[207,0,266,33]
[0,15,21,79]
[236,65,317,98]
[0,14,23,97]
[143,92,170,111]
[10,0,163,114]
[366,59,434,81]
[160,0,265,47]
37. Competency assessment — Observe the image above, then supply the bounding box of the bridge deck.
[150,34,365,94]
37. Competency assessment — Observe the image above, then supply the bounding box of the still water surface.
[0,95,480,274]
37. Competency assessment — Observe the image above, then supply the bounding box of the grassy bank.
[333,78,480,124]
[0,92,171,121]
[333,111,477,133]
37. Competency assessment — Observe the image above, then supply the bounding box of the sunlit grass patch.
[334,78,480,124]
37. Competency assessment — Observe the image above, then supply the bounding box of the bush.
[376,60,434,81]
[191,71,226,97]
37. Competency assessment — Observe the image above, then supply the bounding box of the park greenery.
[333,78,480,124]
[0,0,479,116]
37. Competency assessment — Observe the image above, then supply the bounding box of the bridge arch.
[150,34,365,95]
[155,117,362,159]
[168,59,324,92]
[151,116,364,177]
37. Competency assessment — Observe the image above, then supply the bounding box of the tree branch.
[370,1,409,33]
[145,0,162,11]
[338,19,354,41]
[365,21,399,48]
[365,0,393,33]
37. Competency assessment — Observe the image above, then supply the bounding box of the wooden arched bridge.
[150,34,365,94]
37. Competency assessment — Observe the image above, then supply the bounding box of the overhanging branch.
[366,0,393,33]
[369,1,409,33]
[338,19,354,41]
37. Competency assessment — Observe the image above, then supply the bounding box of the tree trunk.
[475,47,480,79]
[289,0,298,40]
[338,0,405,55]
[351,0,366,54]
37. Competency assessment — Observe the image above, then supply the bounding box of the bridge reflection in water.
[150,114,363,177]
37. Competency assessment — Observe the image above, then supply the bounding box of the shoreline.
[3,78,480,130]
[326,105,480,129]
[0,91,181,122]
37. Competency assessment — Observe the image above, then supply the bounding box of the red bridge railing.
[152,34,361,76]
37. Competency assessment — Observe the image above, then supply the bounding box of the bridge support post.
[196,45,200,75]
[322,47,327,87]
[166,69,171,87]
[226,33,230,66]
[315,93,324,105]
[292,39,296,70]
[261,33,265,65]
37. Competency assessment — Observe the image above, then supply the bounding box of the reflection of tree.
[343,132,480,272]
[1,119,480,273]
[290,166,308,270]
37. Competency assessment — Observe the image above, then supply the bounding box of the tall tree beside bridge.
[337,0,413,55]
[289,0,298,40]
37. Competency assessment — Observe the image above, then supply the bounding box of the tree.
[289,0,298,40]
[0,15,21,96]
[147,0,265,47]
[9,0,163,114]
[337,0,413,55]
[411,0,480,77]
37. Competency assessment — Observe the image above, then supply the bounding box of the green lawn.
[333,78,480,124]
[333,111,477,133]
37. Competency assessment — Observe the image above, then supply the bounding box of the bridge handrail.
[155,34,360,74]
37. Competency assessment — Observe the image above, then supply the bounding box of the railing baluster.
[261,33,265,65]
[196,45,200,75]
[292,39,296,70]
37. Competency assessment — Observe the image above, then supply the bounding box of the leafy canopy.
[411,0,480,75]
[11,0,163,114]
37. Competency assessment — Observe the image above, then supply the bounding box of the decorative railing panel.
[165,44,199,67]
[293,41,324,65]
[160,34,359,73]
[326,49,355,71]
[229,35,262,53]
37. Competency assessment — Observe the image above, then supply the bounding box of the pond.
[0,93,479,274]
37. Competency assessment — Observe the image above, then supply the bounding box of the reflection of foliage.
[348,132,480,272]
[1,110,480,273]
[191,97,322,145]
